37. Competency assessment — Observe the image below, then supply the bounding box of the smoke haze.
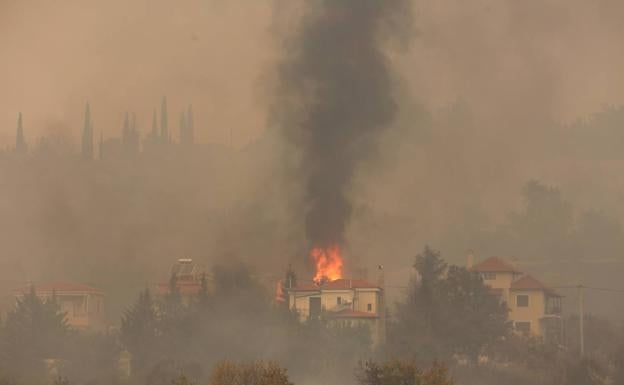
[272,1,412,254]
[2,0,624,319]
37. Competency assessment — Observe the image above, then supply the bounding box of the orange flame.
[311,245,344,284]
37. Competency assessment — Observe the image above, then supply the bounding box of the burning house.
[287,277,385,347]
[286,246,386,347]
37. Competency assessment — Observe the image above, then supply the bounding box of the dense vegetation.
[0,250,622,385]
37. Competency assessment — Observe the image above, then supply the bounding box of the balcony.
[544,296,562,317]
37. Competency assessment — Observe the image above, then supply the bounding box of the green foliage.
[561,358,604,385]
[60,331,122,385]
[0,286,68,382]
[355,360,453,385]
[120,289,161,375]
[390,246,509,362]
[208,361,292,385]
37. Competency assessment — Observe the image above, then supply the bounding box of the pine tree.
[120,289,161,375]
[122,112,130,144]
[1,285,68,380]
[391,246,509,362]
[179,112,188,145]
[15,112,27,154]
[81,103,94,159]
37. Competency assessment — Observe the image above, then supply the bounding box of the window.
[516,295,529,307]
[337,296,342,305]
[515,321,531,334]
[367,303,372,312]
[482,272,496,280]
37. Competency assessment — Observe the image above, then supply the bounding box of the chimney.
[466,249,475,269]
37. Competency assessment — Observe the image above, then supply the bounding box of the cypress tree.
[81,103,94,159]
[2,285,68,380]
[151,109,158,138]
[15,112,27,154]
[122,112,130,143]
[120,289,160,375]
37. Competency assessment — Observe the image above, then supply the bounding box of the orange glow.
[311,245,344,284]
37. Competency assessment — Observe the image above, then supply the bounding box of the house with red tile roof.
[156,258,205,300]
[471,256,562,341]
[288,278,385,347]
[13,282,106,331]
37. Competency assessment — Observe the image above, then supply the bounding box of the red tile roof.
[510,274,559,295]
[511,275,542,290]
[471,257,521,273]
[14,282,103,295]
[292,278,379,291]
[156,281,203,296]
[326,308,378,319]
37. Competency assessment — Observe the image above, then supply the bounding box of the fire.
[311,245,344,283]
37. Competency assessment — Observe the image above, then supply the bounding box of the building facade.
[288,278,385,347]
[471,257,562,341]
[14,282,106,331]
[156,258,205,299]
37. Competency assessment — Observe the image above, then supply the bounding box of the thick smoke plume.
[276,0,412,252]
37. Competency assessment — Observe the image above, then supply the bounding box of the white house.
[288,278,385,347]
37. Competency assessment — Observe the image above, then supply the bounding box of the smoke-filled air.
[1,1,624,385]
[273,1,411,282]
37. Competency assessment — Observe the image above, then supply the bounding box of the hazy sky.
[2,0,624,148]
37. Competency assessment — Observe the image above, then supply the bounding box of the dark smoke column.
[276,1,412,263]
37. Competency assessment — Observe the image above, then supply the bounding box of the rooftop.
[156,281,203,296]
[292,278,379,291]
[14,282,103,295]
[471,256,521,273]
[511,274,560,296]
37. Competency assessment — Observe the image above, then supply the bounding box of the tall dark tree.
[81,102,94,159]
[15,112,27,154]
[411,246,446,320]
[120,289,161,376]
[440,266,510,358]
[1,286,68,382]
[391,246,509,362]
